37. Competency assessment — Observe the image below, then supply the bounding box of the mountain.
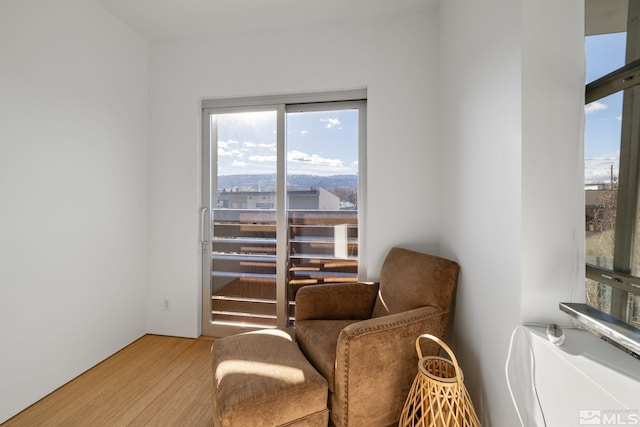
[217,174,357,192]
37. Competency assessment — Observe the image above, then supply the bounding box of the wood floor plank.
[113,339,213,426]
[2,335,215,427]
[11,336,187,426]
[37,337,195,427]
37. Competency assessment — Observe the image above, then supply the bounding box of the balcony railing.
[209,209,358,327]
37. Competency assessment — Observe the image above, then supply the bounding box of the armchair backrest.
[371,247,459,318]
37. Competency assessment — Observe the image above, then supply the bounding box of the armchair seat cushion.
[295,319,360,392]
[211,329,329,427]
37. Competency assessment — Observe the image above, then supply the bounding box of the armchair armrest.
[295,282,380,321]
[331,305,450,426]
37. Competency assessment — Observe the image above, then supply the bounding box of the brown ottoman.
[211,329,329,427]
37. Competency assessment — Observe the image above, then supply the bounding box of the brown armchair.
[294,247,459,427]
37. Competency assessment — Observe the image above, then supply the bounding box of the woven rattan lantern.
[399,334,481,427]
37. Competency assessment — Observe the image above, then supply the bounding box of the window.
[584,5,640,354]
[200,91,366,336]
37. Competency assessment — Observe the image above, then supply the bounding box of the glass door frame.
[201,90,367,337]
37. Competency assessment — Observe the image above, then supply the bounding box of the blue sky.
[584,32,626,184]
[215,108,359,177]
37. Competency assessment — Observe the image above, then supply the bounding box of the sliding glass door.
[201,93,366,336]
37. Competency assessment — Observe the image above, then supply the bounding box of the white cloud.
[585,101,608,114]
[586,153,618,167]
[218,140,245,157]
[300,129,309,135]
[219,139,239,148]
[248,154,277,162]
[287,150,344,168]
[585,153,619,183]
[258,143,277,151]
[243,141,256,147]
[219,148,243,157]
[321,117,342,129]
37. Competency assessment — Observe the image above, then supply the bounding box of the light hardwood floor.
[3,335,215,427]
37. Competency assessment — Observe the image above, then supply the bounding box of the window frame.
[580,2,640,354]
[200,90,367,337]
[585,59,640,306]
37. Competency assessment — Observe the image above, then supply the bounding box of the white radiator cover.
[507,325,640,426]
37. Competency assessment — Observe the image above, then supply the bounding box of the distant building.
[218,187,341,210]
[585,183,609,191]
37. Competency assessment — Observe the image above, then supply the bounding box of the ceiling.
[95,0,629,43]
[94,0,439,42]
[585,0,628,35]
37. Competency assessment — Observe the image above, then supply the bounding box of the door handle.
[200,207,210,245]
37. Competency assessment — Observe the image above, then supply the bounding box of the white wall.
[0,0,149,422]
[147,13,441,336]
[521,0,586,323]
[439,0,584,425]
[438,1,522,425]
